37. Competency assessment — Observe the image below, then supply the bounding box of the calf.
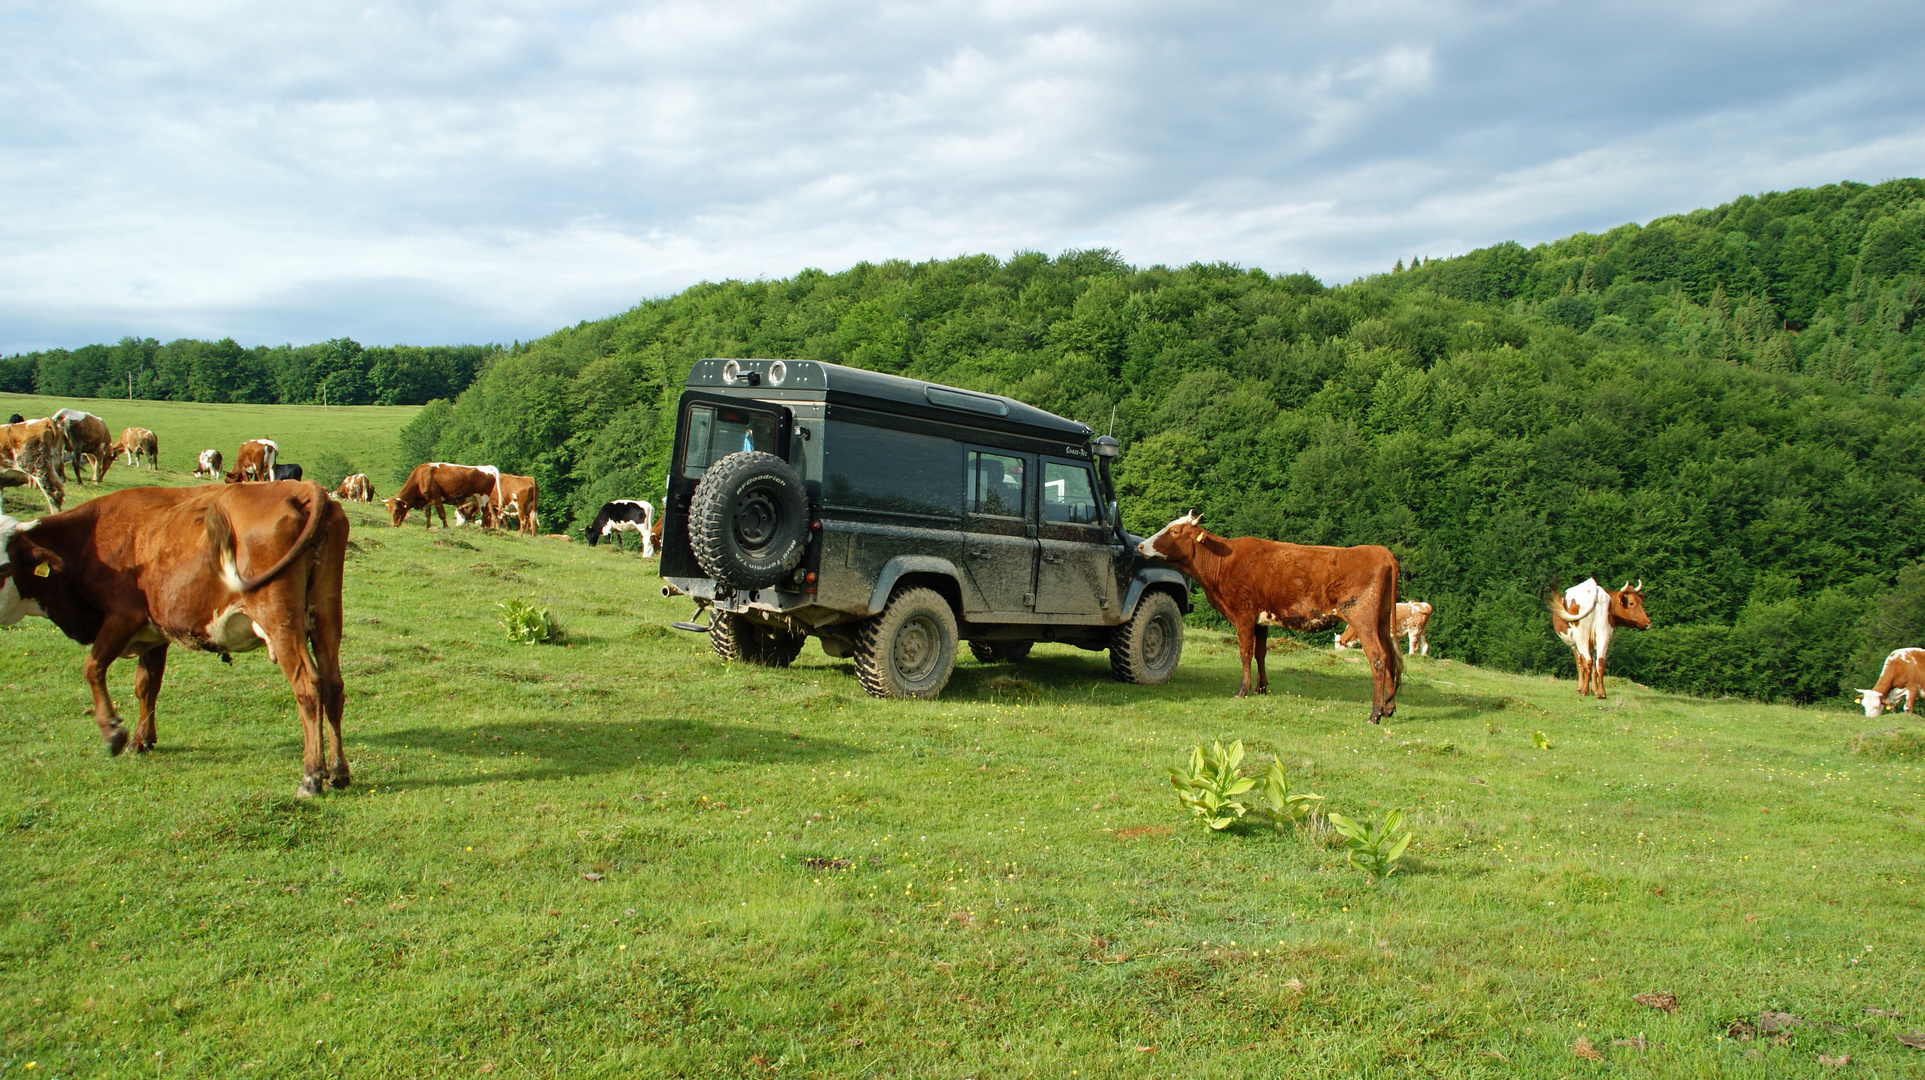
[114,427,159,469]
[226,439,278,483]
[333,473,374,502]
[272,463,304,482]
[51,409,113,483]
[0,481,350,796]
[194,449,224,478]
[386,462,499,529]
[1138,512,1402,721]
[1857,648,1925,717]
[1549,577,1650,698]
[492,473,540,535]
[587,499,655,554]
[1337,600,1432,656]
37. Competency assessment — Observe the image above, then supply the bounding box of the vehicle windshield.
[681,404,777,480]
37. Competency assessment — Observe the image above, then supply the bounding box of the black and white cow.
[271,463,304,482]
[587,499,655,555]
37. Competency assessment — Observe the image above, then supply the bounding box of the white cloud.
[1,0,1922,351]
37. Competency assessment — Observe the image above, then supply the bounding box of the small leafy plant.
[1326,809,1413,880]
[498,599,565,645]
[1170,740,1323,831]
[1170,740,1257,830]
[1257,758,1324,826]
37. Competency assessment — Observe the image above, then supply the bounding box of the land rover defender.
[659,359,1189,699]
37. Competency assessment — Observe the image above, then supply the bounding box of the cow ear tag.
[33,562,50,577]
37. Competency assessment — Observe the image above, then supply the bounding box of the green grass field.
[2,408,1923,1078]
[0,393,420,485]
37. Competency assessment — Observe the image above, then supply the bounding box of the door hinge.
[1023,592,1035,606]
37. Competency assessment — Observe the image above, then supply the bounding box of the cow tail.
[1382,556,1403,690]
[210,481,330,593]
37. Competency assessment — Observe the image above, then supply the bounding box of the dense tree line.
[263,180,1925,704]
[0,336,498,406]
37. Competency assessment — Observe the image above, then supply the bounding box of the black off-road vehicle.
[659,358,1190,699]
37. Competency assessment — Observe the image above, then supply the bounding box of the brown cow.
[1857,648,1925,717]
[1138,513,1402,721]
[1548,577,1650,698]
[0,481,350,795]
[385,462,499,528]
[492,473,539,535]
[225,439,279,483]
[0,420,66,512]
[51,409,113,482]
[1337,600,1432,656]
[113,427,159,469]
[333,473,375,502]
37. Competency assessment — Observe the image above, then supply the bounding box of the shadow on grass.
[355,716,870,789]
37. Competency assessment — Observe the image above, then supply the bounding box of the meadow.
[2,405,1923,1078]
[0,393,421,485]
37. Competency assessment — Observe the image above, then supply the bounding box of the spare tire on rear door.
[688,450,809,590]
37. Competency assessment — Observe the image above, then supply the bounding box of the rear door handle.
[1042,555,1062,564]
[970,550,991,560]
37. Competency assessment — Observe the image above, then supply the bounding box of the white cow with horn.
[1549,577,1650,699]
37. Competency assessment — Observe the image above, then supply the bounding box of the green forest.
[0,336,497,406]
[22,178,1925,705]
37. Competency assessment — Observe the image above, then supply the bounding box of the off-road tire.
[687,451,809,590]
[968,640,1034,663]
[1110,589,1184,684]
[710,611,806,667]
[853,587,958,699]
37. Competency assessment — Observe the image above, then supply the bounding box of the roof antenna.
[1108,404,1116,437]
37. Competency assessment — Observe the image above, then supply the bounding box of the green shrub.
[1170,740,1322,831]
[498,599,564,645]
[1326,809,1412,880]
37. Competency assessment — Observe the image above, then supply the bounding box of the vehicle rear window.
[822,421,961,518]
[681,404,777,480]
[1042,461,1100,524]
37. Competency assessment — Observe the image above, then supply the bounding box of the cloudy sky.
[3,0,1922,353]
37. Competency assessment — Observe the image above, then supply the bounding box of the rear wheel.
[1110,590,1184,684]
[968,640,1034,663]
[710,612,805,667]
[854,588,958,699]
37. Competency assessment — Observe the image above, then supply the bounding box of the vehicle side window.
[1042,461,1100,525]
[968,451,1026,517]
[822,421,962,516]
[681,404,776,480]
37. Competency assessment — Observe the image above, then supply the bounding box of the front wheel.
[1110,590,1184,684]
[710,612,806,667]
[854,588,958,699]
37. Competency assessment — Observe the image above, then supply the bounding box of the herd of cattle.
[1,406,1920,795]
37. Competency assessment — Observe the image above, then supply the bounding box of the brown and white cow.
[1138,512,1402,721]
[1337,600,1432,656]
[0,419,66,512]
[194,449,224,479]
[51,409,113,483]
[333,473,375,502]
[491,473,539,535]
[1548,577,1650,699]
[0,481,350,796]
[385,462,499,528]
[113,427,159,469]
[226,439,279,483]
[1857,648,1925,717]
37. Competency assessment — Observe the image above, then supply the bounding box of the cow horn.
[1635,579,1643,592]
[1619,581,1630,592]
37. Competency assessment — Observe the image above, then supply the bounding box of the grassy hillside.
[0,393,420,488]
[3,482,1921,1076]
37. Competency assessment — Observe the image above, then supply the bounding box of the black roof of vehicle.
[686,358,1093,443]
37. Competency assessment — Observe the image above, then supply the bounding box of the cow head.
[1609,580,1650,629]
[1137,511,1203,560]
[0,516,53,625]
[384,497,409,527]
[1855,686,1908,717]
